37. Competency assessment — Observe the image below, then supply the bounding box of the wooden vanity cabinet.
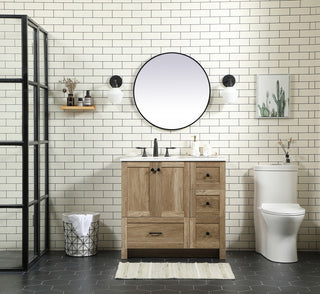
[190,161,226,259]
[121,160,225,259]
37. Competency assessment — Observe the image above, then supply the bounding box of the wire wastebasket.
[62,212,100,257]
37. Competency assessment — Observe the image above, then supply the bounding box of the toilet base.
[257,235,298,263]
[257,251,298,263]
[256,212,304,263]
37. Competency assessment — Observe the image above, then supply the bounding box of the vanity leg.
[121,248,128,260]
[219,248,226,260]
[121,218,128,259]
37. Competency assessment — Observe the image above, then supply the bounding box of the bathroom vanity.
[121,157,226,259]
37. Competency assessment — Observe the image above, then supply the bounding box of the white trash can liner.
[62,212,100,257]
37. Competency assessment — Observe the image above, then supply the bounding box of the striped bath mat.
[115,262,235,279]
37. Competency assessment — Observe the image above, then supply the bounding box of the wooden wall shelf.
[61,105,96,110]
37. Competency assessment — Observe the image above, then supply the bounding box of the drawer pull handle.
[206,202,210,206]
[149,232,162,236]
[206,173,210,177]
[206,232,210,236]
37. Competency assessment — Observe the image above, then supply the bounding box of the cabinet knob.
[206,232,210,236]
[157,168,161,172]
[206,202,210,206]
[151,168,155,173]
[206,173,210,177]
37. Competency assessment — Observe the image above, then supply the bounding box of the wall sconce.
[221,74,237,103]
[108,75,123,103]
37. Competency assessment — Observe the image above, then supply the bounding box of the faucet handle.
[165,147,176,157]
[136,147,147,157]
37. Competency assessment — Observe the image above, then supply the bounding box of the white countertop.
[120,156,226,162]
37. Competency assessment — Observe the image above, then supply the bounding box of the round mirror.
[133,52,211,130]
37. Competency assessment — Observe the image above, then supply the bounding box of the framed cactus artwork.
[256,74,290,118]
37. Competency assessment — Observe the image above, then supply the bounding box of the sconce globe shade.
[108,87,123,103]
[222,87,237,103]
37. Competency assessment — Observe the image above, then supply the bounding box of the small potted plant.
[59,78,79,106]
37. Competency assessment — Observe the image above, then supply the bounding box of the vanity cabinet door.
[156,162,189,218]
[122,162,155,217]
[122,161,189,218]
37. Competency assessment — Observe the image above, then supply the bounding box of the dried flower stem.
[59,78,79,94]
[278,137,292,154]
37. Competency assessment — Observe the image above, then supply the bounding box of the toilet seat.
[261,203,305,216]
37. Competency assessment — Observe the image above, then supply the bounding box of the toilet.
[254,165,305,263]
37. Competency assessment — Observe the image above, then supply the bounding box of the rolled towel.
[67,214,93,238]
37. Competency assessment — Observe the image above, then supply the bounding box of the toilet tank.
[254,165,298,207]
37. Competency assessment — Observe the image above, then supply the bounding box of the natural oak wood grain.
[193,162,223,190]
[219,162,226,259]
[126,162,155,217]
[127,217,184,223]
[190,161,226,259]
[190,219,220,248]
[60,105,96,110]
[121,218,128,259]
[191,191,220,218]
[156,162,189,218]
[121,160,225,259]
[127,223,184,248]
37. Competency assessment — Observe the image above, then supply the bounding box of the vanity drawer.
[190,221,220,248]
[192,162,224,190]
[127,223,184,248]
[195,195,220,217]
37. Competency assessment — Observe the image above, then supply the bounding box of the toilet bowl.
[254,165,305,263]
[259,203,305,262]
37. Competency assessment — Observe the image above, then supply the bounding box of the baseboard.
[127,249,220,258]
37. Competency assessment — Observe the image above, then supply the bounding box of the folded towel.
[67,214,93,238]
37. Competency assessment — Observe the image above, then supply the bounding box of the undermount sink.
[120,156,226,162]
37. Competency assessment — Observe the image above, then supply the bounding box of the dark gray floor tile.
[181,291,210,294]
[0,251,319,294]
[250,285,281,293]
[137,283,166,291]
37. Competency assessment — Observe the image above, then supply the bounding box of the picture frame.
[256,74,290,118]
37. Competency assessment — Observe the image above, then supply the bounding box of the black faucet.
[153,138,158,157]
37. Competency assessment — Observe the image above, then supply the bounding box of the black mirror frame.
[133,52,211,131]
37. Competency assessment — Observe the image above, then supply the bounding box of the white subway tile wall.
[1,0,319,251]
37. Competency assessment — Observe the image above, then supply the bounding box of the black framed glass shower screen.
[0,15,49,271]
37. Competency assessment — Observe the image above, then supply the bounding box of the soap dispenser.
[84,90,92,106]
[191,136,200,157]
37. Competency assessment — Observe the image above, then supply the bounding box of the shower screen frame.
[0,14,49,271]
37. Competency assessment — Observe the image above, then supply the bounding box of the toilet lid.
[261,203,305,216]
